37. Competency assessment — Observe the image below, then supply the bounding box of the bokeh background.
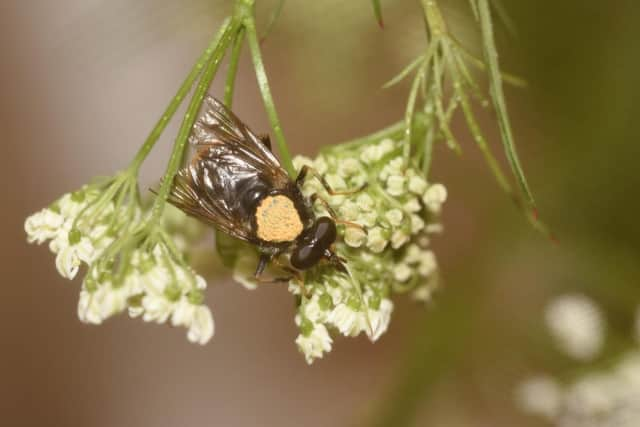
[2,1,639,426]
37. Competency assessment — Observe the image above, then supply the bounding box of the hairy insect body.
[167,95,348,280]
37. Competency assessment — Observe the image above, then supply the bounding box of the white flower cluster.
[234,138,446,364]
[80,245,213,344]
[517,296,640,427]
[25,188,115,279]
[25,177,214,345]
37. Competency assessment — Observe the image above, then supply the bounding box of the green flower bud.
[299,316,314,337]
[68,228,82,245]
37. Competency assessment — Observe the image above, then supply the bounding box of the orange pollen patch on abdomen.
[255,195,304,242]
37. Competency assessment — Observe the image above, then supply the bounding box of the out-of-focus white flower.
[545,294,604,361]
[295,317,333,364]
[393,263,412,282]
[516,376,563,420]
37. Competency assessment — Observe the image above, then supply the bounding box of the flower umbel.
[234,137,446,363]
[25,170,214,345]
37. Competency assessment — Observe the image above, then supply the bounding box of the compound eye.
[314,217,337,246]
[290,244,321,270]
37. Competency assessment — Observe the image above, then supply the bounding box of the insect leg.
[295,165,367,196]
[271,257,308,297]
[310,193,367,232]
[253,254,293,284]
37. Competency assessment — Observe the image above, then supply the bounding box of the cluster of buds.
[234,137,447,363]
[24,172,214,344]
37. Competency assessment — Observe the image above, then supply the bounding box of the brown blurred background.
[2,1,640,426]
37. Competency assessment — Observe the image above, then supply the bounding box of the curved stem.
[128,21,230,173]
[478,0,536,210]
[244,13,295,176]
[224,27,246,108]
[150,19,238,223]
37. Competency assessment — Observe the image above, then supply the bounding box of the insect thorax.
[254,195,304,242]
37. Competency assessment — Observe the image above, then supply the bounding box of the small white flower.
[393,263,412,282]
[301,294,330,324]
[417,250,437,277]
[24,209,64,244]
[338,200,360,221]
[366,298,393,341]
[408,175,428,195]
[358,211,378,228]
[295,320,333,364]
[384,209,404,227]
[411,281,437,302]
[142,292,177,324]
[313,156,329,175]
[516,376,562,420]
[292,156,314,172]
[78,288,106,325]
[366,227,388,253]
[390,229,410,249]
[324,174,347,192]
[328,303,366,337]
[356,193,375,211]
[362,145,383,164]
[337,158,361,177]
[410,214,425,234]
[53,234,95,280]
[425,223,444,234]
[403,197,422,213]
[171,298,214,345]
[545,294,604,361]
[344,227,367,248]
[385,175,406,196]
[423,183,448,212]
[378,138,395,156]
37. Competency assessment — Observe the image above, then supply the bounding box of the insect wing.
[167,96,292,243]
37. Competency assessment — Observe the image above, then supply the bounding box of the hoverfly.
[167,96,362,283]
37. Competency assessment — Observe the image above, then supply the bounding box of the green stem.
[150,19,238,223]
[224,27,246,108]
[128,22,230,173]
[244,13,295,176]
[325,121,405,153]
[477,0,536,210]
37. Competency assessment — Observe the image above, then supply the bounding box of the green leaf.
[382,55,424,89]
[477,0,536,210]
[260,0,286,42]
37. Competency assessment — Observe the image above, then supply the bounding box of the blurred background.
[2,0,639,426]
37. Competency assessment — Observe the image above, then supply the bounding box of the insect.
[167,95,362,284]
